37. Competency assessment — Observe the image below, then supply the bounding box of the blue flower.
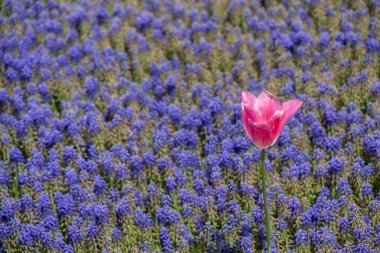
[159,227,174,253]
[68,225,83,244]
[10,147,25,164]
[157,206,180,226]
[85,76,99,98]
[55,192,76,217]
[337,179,353,196]
[115,196,131,219]
[361,182,374,197]
[93,176,108,198]
[86,223,100,238]
[134,211,154,229]
[327,157,344,175]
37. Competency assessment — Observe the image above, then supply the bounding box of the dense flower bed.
[0,0,379,252]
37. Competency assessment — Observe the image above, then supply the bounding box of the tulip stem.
[261,149,272,253]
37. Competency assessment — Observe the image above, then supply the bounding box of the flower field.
[0,0,380,252]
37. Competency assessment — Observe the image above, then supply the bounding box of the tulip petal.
[241,90,256,111]
[282,99,303,122]
[256,91,282,122]
[269,109,284,131]
[257,91,278,102]
[241,90,258,122]
[272,99,303,144]
[245,120,274,149]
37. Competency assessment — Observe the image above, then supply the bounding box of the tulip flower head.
[242,90,303,149]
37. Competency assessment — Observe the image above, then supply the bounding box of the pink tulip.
[242,90,303,149]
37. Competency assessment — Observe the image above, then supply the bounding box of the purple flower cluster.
[0,0,380,252]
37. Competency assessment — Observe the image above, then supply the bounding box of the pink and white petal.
[241,90,257,111]
[242,106,257,124]
[242,112,255,140]
[269,109,284,131]
[272,99,303,144]
[282,99,303,121]
[246,120,274,149]
[257,91,279,103]
[256,91,282,122]
[242,90,258,122]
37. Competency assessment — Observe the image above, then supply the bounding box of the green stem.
[261,149,272,253]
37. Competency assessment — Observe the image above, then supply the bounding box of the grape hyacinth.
[0,0,380,252]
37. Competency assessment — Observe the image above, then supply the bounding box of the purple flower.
[362,182,374,197]
[134,211,154,229]
[327,157,344,175]
[85,76,99,98]
[68,225,83,244]
[86,223,100,238]
[38,193,53,216]
[63,146,77,164]
[111,227,122,242]
[93,176,108,198]
[10,147,25,164]
[157,206,180,226]
[310,227,336,246]
[115,196,131,219]
[0,223,13,241]
[65,168,79,186]
[55,192,76,217]
[337,179,353,196]
[43,215,59,231]
[160,227,174,253]
[295,229,308,246]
